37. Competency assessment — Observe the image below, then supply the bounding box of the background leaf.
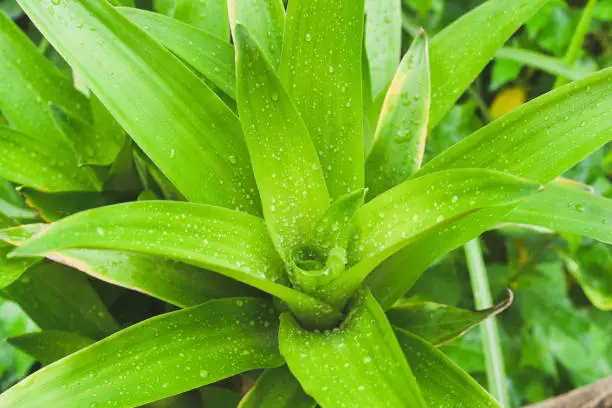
[7,330,95,366]
[239,366,315,408]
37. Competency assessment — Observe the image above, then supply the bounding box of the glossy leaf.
[0,298,283,408]
[387,292,512,346]
[365,31,430,198]
[20,189,108,222]
[0,179,38,222]
[370,68,612,308]
[0,244,40,289]
[235,25,329,255]
[281,0,364,200]
[48,249,259,308]
[18,0,260,212]
[503,181,612,244]
[3,202,342,328]
[313,189,366,253]
[50,102,123,167]
[0,126,101,192]
[395,329,501,408]
[228,0,285,69]
[429,0,551,127]
[7,330,95,366]
[0,10,89,145]
[280,289,425,408]
[3,262,118,339]
[324,169,539,306]
[119,8,236,99]
[364,0,401,99]
[239,366,315,408]
[496,47,593,81]
[173,0,229,39]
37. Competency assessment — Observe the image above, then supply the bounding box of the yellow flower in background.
[490,87,527,119]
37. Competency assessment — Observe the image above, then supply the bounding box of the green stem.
[554,0,597,88]
[464,238,510,408]
[467,86,492,124]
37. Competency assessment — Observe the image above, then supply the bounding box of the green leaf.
[364,0,401,99]
[0,10,90,145]
[0,244,39,289]
[3,262,118,339]
[387,292,512,346]
[0,126,101,192]
[228,0,285,69]
[495,47,593,81]
[562,244,612,310]
[7,330,95,366]
[279,289,425,408]
[422,69,612,182]
[50,102,123,167]
[313,189,366,253]
[325,169,539,307]
[19,0,260,212]
[49,249,260,308]
[0,179,38,222]
[235,25,329,255]
[0,298,38,385]
[239,366,315,408]
[119,8,236,99]
[365,31,430,198]
[281,0,364,201]
[369,68,612,309]
[173,0,229,39]
[201,386,242,408]
[0,0,22,19]
[502,180,612,244]
[3,202,342,328]
[429,0,551,127]
[395,329,501,408]
[20,189,108,222]
[0,298,283,408]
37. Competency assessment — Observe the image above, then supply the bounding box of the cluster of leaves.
[0,0,610,407]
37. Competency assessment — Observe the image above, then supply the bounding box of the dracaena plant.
[0,0,610,406]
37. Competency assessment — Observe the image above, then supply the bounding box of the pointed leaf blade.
[119,8,236,99]
[228,0,285,69]
[18,0,259,212]
[0,298,283,408]
[235,25,329,255]
[239,366,315,408]
[7,330,95,366]
[280,289,425,408]
[395,329,502,408]
[429,0,551,127]
[366,31,430,198]
[280,0,364,200]
[503,181,612,244]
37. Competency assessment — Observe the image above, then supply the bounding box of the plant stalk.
[464,238,510,408]
[554,0,597,88]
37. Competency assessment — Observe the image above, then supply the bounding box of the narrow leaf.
[119,8,236,99]
[239,366,315,408]
[18,0,259,212]
[0,126,101,192]
[365,31,430,198]
[388,291,512,346]
[228,0,285,69]
[364,0,401,99]
[0,179,38,222]
[313,189,366,252]
[0,298,283,408]
[503,181,612,244]
[2,202,342,328]
[395,329,502,408]
[173,0,229,39]
[281,0,364,200]
[7,330,95,366]
[0,11,89,145]
[369,69,612,308]
[235,25,329,255]
[4,262,118,339]
[325,169,539,306]
[561,247,612,311]
[429,0,551,127]
[495,47,593,81]
[20,189,108,222]
[280,289,425,408]
[0,243,40,289]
